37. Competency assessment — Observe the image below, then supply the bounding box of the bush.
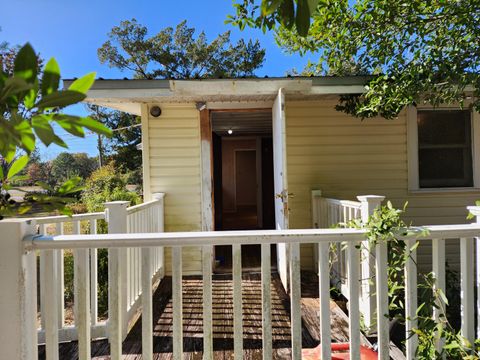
[81,162,140,213]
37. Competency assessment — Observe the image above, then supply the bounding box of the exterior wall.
[144,103,202,275]
[285,99,480,273]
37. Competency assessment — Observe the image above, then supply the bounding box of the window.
[408,107,479,190]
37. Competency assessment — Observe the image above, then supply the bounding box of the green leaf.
[279,0,295,29]
[32,115,59,146]
[57,176,84,195]
[23,82,38,109]
[74,116,113,137]
[35,90,86,109]
[14,43,38,84]
[295,0,311,37]
[13,120,36,153]
[0,164,3,180]
[41,58,61,96]
[307,0,319,13]
[0,77,32,102]
[7,155,29,179]
[55,118,85,137]
[68,72,96,95]
[261,0,281,16]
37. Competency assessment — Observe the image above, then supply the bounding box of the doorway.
[210,110,276,271]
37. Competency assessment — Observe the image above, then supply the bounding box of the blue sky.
[1,0,312,159]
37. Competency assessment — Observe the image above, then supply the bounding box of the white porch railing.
[312,190,384,331]
[31,193,165,353]
[2,196,480,360]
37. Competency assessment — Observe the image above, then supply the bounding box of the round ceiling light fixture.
[227,129,233,135]
[150,106,162,117]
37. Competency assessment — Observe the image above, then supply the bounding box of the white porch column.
[0,219,38,360]
[357,195,385,333]
[105,201,129,359]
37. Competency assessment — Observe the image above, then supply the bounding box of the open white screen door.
[272,88,289,290]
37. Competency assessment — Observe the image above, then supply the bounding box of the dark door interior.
[211,110,275,271]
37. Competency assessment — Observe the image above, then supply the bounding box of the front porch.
[3,192,480,360]
[38,271,336,359]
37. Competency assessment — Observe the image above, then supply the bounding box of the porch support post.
[105,201,129,359]
[357,195,385,333]
[0,219,38,360]
[467,205,480,339]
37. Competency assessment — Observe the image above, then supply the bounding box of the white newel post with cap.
[357,195,385,333]
[467,205,480,341]
[0,219,38,360]
[105,201,129,360]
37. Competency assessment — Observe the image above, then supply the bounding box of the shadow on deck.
[38,272,342,359]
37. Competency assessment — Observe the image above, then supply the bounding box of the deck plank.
[38,271,344,360]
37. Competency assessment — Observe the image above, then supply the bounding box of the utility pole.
[97,134,104,168]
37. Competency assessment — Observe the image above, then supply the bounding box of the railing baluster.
[72,221,80,322]
[90,220,98,326]
[202,245,213,359]
[347,241,360,360]
[41,249,59,360]
[40,224,47,331]
[290,243,302,359]
[261,243,272,360]
[376,241,390,360]
[74,248,91,360]
[432,238,445,353]
[54,223,64,329]
[141,246,153,360]
[405,238,418,360]
[172,246,183,360]
[232,243,243,359]
[318,242,331,360]
[460,237,475,345]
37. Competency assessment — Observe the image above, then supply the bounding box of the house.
[71,76,480,277]
[2,76,480,360]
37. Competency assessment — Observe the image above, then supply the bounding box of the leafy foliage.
[0,43,112,218]
[50,152,98,185]
[349,203,480,359]
[227,0,319,36]
[98,19,266,79]
[89,105,141,180]
[81,162,140,213]
[231,0,480,119]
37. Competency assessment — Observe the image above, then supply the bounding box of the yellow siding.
[286,99,480,272]
[146,103,202,275]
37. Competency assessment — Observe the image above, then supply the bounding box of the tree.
[98,19,266,79]
[230,0,480,119]
[0,43,112,218]
[89,105,141,175]
[94,19,266,181]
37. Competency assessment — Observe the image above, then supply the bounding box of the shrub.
[81,162,140,213]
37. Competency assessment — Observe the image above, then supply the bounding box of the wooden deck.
[38,271,351,359]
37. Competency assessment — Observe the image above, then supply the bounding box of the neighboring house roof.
[63,76,372,115]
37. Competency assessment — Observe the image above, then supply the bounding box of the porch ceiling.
[211,110,272,136]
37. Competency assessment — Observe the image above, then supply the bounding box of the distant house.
[72,76,479,279]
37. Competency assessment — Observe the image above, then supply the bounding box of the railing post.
[468,206,480,339]
[0,219,38,360]
[105,201,129,360]
[152,193,165,277]
[357,195,385,333]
